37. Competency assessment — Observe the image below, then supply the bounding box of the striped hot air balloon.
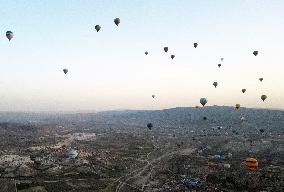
[244,157,258,171]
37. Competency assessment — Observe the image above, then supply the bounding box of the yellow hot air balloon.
[235,104,240,109]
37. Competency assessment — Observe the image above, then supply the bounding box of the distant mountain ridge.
[0,106,283,131]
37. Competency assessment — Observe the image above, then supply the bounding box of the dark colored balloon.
[95,25,101,32]
[200,98,208,107]
[261,95,267,102]
[6,31,14,41]
[114,18,120,26]
[253,51,258,56]
[164,47,168,52]
[194,43,198,48]
[63,69,68,74]
[171,55,175,60]
[147,123,153,130]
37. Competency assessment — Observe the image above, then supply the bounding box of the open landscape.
[0,106,283,191]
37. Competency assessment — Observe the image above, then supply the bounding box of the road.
[115,147,195,192]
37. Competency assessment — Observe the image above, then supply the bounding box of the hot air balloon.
[261,95,267,102]
[203,117,207,120]
[152,95,155,99]
[242,89,246,93]
[147,123,153,130]
[171,55,175,60]
[145,51,148,55]
[221,58,224,61]
[235,104,240,109]
[164,47,168,53]
[95,25,101,32]
[259,129,264,133]
[6,31,14,41]
[253,51,258,56]
[114,18,120,26]
[213,82,218,88]
[218,64,221,68]
[194,43,198,48]
[200,98,208,107]
[63,69,68,74]
[244,157,258,171]
[259,78,263,82]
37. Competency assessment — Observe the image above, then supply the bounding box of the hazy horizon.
[1,0,283,111]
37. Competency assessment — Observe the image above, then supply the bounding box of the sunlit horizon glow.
[0,0,283,112]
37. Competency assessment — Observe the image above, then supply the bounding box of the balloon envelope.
[200,98,208,107]
[95,25,101,32]
[114,18,120,26]
[235,104,240,109]
[147,123,153,130]
[244,157,258,171]
[164,47,168,52]
[6,31,14,41]
[261,95,267,101]
[63,69,68,74]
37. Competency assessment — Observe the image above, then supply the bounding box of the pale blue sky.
[0,0,283,111]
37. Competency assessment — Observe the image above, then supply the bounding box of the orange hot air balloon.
[244,157,258,171]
